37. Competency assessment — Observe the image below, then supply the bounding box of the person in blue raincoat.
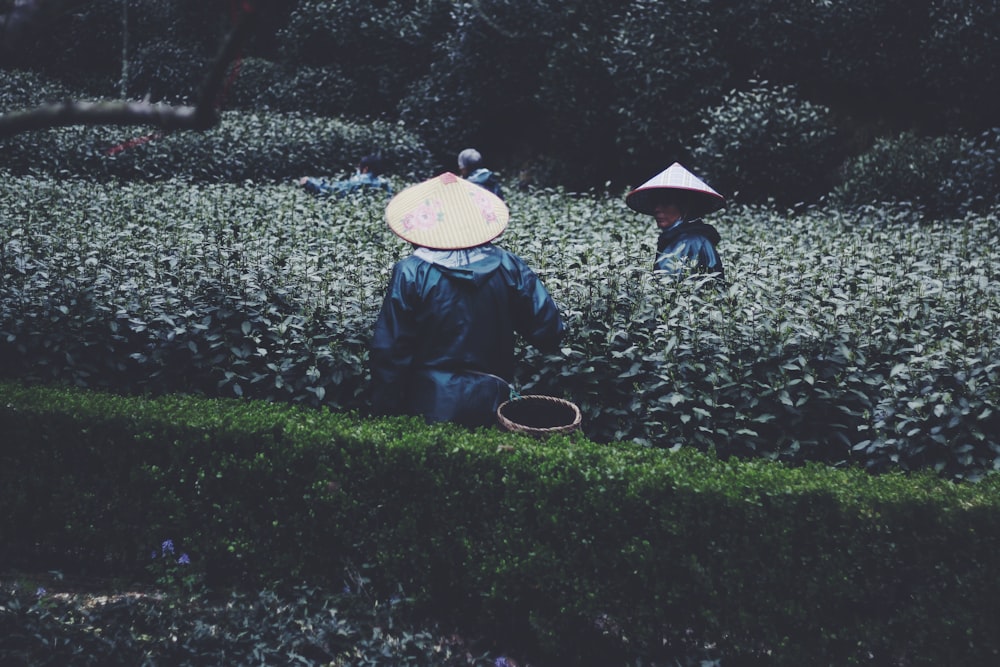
[457,148,504,199]
[625,162,725,280]
[299,153,393,198]
[370,172,563,427]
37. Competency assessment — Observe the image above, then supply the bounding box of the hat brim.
[625,186,726,218]
[385,172,509,249]
[625,162,726,218]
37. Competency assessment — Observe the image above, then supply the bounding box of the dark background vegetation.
[2,0,999,213]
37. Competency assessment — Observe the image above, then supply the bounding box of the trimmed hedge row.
[0,72,435,183]
[2,381,1000,665]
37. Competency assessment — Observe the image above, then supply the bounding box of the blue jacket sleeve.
[506,256,564,351]
[301,177,353,198]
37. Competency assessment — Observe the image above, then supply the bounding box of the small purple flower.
[177,553,190,565]
[342,584,352,595]
[161,539,174,556]
[151,549,158,559]
[35,587,47,598]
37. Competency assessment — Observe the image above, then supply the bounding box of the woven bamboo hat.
[625,162,725,218]
[385,172,509,250]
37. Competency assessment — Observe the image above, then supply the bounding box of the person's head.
[457,148,483,176]
[359,154,385,176]
[650,192,690,229]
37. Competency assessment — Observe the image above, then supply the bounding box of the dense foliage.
[0,71,435,183]
[4,382,1000,665]
[1,578,501,666]
[2,0,998,200]
[2,171,998,480]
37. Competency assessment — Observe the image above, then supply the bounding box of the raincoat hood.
[412,245,503,287]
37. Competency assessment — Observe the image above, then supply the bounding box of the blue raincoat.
[302,172,393,198]
[654,219,724,279]
[370,243,563,427]
[464,168,504,199]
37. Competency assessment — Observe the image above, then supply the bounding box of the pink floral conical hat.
[625,162,725,218]
[385,172,509,249]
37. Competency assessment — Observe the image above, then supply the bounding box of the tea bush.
[0,101,434,183]
[831,129,1000,217]
[690,80,844,206]
[3,382,1000,665]
[0,581,500,666]
[126,39,208,105]
[224,57,359,118]
[5,1,999,193]
[0,70,76,111]
[2,173,998,479]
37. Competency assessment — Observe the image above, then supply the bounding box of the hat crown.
[637,162,721,196]
[624,162,725,217]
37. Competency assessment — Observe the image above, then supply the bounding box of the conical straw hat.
[625,162,725,218]
[385,172,509,249]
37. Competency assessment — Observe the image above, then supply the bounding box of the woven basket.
[496,395,582,437]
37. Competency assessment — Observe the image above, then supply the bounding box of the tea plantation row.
[4,381,1000,665]
[1,172,999,479]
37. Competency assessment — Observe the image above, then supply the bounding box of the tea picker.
[369,172,569,430]
[626,162,726,280]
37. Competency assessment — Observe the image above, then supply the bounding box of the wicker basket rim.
[496,394,582,434]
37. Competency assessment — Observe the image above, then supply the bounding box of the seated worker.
[457,148,504,199]
[370,172,563,428]
[625,162,726,280]
[298,154,393,198]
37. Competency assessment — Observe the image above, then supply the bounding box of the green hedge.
[0,104,434,183]
[2,381,1000,665]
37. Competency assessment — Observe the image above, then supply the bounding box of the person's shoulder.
[679,221,721,243]
[392,253,429,275]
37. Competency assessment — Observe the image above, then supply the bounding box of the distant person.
[625,162,725,280]
[457,148,503,199]
[370,172,563,427]
[298,154,393,198]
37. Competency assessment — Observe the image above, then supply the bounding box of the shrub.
[277,0,451,118]
[224,57,358,117]
[607,0,731,185]
[0,69,76,112]
[125,40,208,104]
[222,56,286,110]
[918,0,1000,129]
[829,130,1000,217]
[3,382,1000,665]
[690,80,844,206]
[3,0,123,84]
[0,581,500,666]
[0,111,435,183]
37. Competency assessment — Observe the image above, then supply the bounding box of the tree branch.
[0,2,256,140]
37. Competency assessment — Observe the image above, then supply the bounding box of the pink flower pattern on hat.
[469,188,499,225]
[401,198,444,231]
[385,172,509,249]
